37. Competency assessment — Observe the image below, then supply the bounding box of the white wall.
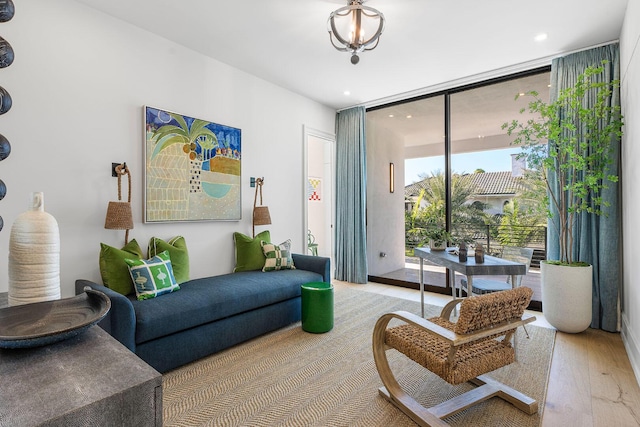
[0,0,335,297]
[620,0,640,385]
[365,118,406,276]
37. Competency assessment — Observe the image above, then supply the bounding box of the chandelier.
[327,0,385,65]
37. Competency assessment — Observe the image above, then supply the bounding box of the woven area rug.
[163,287,555,426]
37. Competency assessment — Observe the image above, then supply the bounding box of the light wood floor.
[334,280,640,426]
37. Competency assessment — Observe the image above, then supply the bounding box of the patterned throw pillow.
[125,250,180,300]
[261,240,296,272]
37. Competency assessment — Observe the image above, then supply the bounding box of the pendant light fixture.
[327,0,385,65]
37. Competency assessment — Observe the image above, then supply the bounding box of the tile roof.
[405,171,524,197]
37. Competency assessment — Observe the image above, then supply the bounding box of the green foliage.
[150,113,218,160]
[515,169,549,223]
[497,200,543,246]
[406,170,488,248]
[545,260,590,267]
[424,228,452,246]
[502,63,623,264]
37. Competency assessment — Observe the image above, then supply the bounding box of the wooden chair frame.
[372,297,537,427]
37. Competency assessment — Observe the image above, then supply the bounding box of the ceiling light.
[406,115,412,119]
[328,0,385,65]
[343,90,351,96]
[534,33,548,42]
[388,114,394,118]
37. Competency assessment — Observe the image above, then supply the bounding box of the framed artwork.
[144,106,241,222]
[308,177,322,201]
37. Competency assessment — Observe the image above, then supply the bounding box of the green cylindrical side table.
[301,282,334,333]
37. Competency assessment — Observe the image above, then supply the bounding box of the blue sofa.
[76,254,330,373]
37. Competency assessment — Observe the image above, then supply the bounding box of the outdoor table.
[413,247,526,317]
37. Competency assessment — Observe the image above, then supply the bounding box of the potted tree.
[503,63,623,333]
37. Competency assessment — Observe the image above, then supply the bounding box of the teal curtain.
[334,106,368,283]
[549,44,621,331]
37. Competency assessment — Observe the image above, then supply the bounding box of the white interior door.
[303,126,335,267]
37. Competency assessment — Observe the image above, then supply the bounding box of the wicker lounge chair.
[372,286,537,427]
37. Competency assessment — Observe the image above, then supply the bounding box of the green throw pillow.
[99,239,144,296]
[125,250,180,300]
[148,236,189,283]
[233,230,270,272]
[261,239,296,272]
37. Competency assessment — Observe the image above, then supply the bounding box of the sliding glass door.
[449,73,550,305]
[367,95,447,290]
[366,68,550,308]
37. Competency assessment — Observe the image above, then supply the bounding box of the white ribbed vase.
[8,192,61,306]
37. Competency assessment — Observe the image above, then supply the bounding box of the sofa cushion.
[233,230,270,272]
[126,250,180,300]
[131,268,323,344]
[148,236,189,283]
[99,239,144,296]
[261,240,295,272]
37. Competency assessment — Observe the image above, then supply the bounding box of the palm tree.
[497,199,543,246]
[406,170,487,246]
[150,112,218,161]
[513,168,548,222]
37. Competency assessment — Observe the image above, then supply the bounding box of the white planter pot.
[541,262,592,333]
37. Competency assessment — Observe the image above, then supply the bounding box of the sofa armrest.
[75,279,136,352]
[292,254,330,283]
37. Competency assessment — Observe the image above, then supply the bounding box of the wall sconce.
[105,162,134,244]
[389,162,394,193]
[252,177,271,237]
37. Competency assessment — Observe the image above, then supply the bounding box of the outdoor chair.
[372,286,537,427]
[461,246,534,295]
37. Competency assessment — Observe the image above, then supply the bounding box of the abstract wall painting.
[308,177,322,201]
[144,106,241,222]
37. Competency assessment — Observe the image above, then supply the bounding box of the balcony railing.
[406,223,547,267]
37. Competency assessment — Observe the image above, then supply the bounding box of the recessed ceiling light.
[534,33,548,42]
[406,115,412,119]
[388,114,394,118]
[519,92,525,97]
[343,90,351,96]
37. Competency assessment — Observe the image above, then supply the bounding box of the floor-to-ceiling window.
[366,68,550,309]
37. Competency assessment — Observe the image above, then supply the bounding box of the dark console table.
[0,292,162,426]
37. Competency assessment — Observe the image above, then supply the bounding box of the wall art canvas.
[144,106,241,222]
[308,177,322,201]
